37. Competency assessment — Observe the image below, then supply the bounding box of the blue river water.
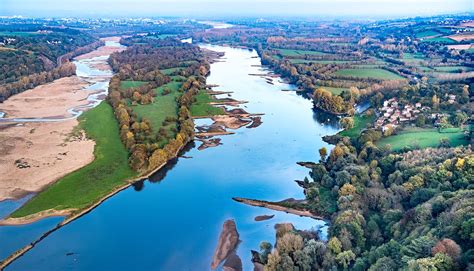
[2,44,340,270]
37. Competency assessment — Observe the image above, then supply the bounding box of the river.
[1,44,340,270]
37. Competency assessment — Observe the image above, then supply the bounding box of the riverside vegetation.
[189,15,474,270]
[0,14,473,270]
[10,37,220,219]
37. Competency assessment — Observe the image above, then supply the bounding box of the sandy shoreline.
[0,137,192,269]
[0,120,95,201]
[0,77,89,119]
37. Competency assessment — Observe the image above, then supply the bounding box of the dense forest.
[254,139,473,270]
[0,24,100,101]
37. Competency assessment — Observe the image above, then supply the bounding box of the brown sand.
[0,120,94,201]
[211,220,240,270]
[0,77,89,119]
[254,214,275,221]
[211,115,252,130]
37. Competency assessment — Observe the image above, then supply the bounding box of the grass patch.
[120,80,147,89]
[276,48,327,57]
[335,68,404,80]
[415,30,440,38]
[11,102,137,218]
[376,127,468,151]
[132,81,182,146]
[433,66,472,72]
[339,113,375,138]
[401,53,427,63]
[161,67,182,75]
[421,37,456,44]
[190,91,225,117]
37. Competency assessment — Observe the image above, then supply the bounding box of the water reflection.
[7,45,337,271]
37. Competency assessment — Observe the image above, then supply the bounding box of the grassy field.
[401,53,427,63]
[415,30,440,38]
[161,67,183,75]
[276,48,327,57]
[11,102,137,218]
[317,86,347,95]
[190,91,225,117]
[335,68,404,80]
[120,80,147,89]
[132,81,182,146]
[339,113,376,138]
[421,37,456,44]
[376,127,468,151]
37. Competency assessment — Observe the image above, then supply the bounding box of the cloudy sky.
[1,0,472,18]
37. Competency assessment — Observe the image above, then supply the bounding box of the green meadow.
[335,68,404,80]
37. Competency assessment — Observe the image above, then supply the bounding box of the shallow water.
[4,45,340,270]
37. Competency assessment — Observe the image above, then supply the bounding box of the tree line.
[0,62,76,102]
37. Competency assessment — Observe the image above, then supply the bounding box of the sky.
[1,0,472,18]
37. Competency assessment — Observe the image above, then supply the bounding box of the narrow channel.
[4,44,339,270]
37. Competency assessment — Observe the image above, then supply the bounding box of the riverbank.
[0,101,194,269]
[0,77,96,202]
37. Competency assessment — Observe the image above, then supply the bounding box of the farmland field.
[161,67,183,75]
[376,127,468,151]
[334,68,404,80]
[120,80,147,89]
[415,30,440,38]
[276,48,327,56]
